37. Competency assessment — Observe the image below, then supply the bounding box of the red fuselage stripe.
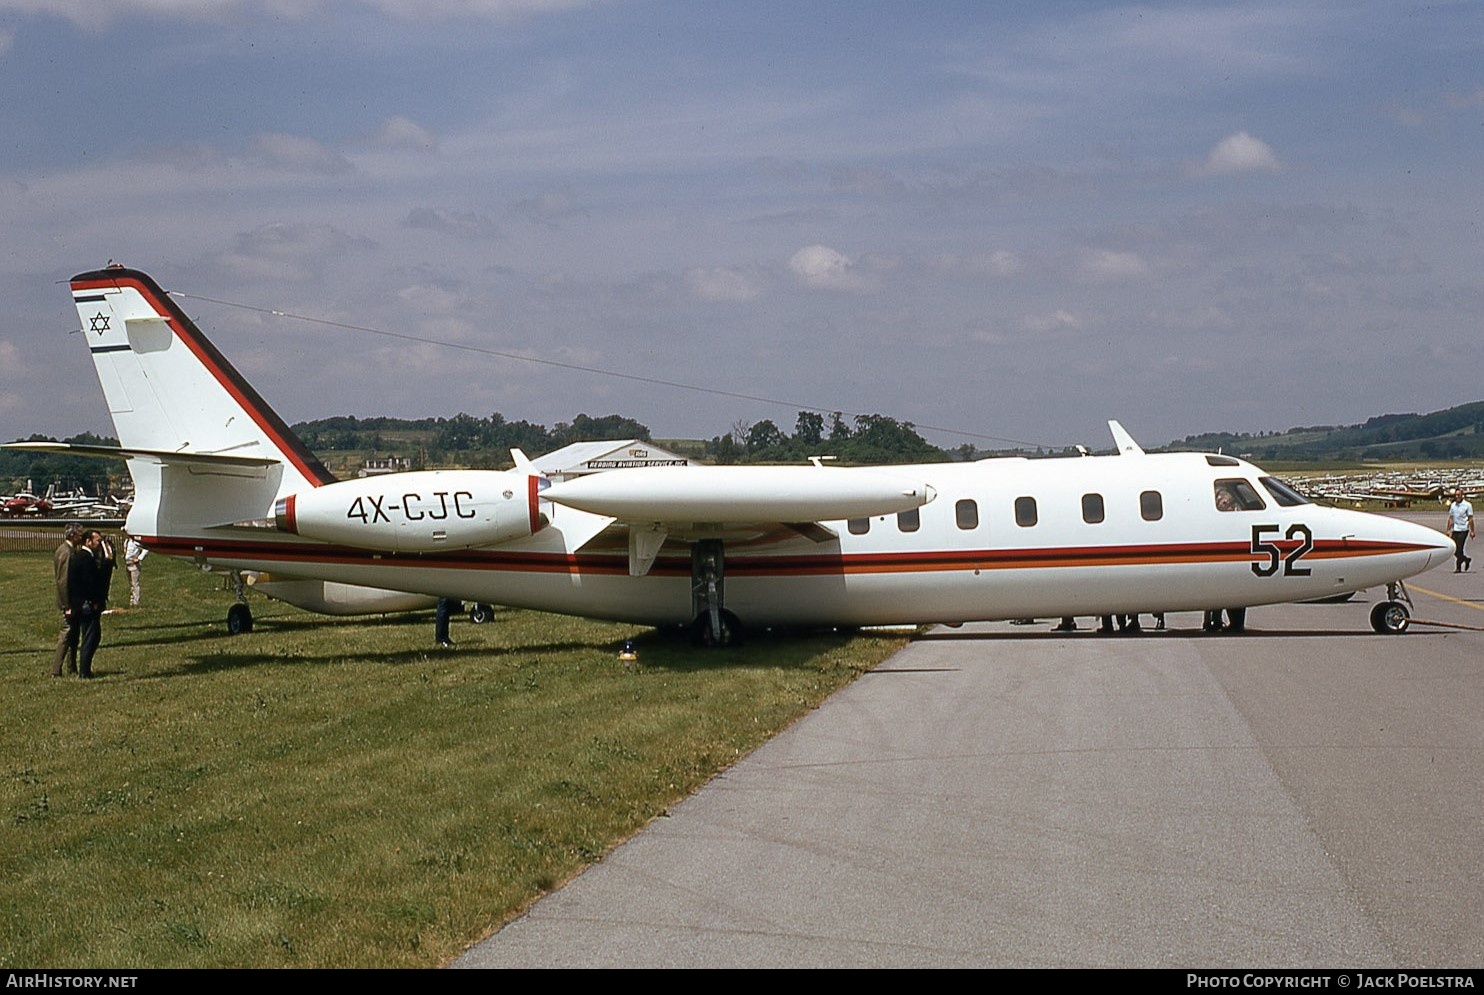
[135,534,1436,580]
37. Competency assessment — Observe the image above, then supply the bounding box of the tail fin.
[70,266,335,532]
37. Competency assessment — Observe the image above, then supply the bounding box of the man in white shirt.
[123,532,147,607]
[1446,490,1475,572]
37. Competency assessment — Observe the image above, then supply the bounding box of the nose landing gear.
[691,539,741,647]
[1369,581,1412,634]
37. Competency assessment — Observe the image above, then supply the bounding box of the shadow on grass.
[621,625,866,673]
[157,629,872,677]
[151,638,631,676]
[4,606,887,679]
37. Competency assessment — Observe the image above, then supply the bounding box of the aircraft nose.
[1424,523,1456,570]
[1399,516,1455,572]
[1333,508,1456,581]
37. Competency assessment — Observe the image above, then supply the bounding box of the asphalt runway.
[454,559,1483,968]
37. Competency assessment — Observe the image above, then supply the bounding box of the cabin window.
[1213,478,1266,512]
[848,517,870,535]
[897,508,920,533]
[1140,490,1163,521]
[1014,496,1038,527]
[1259,476,1311,507]
[955,499,979,530]
[1081,493,1105,524]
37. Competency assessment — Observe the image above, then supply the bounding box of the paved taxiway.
[455,557,1483,967]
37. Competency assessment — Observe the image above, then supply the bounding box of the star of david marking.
[88,312,110,335]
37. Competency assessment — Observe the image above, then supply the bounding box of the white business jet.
[14,266,1452,643]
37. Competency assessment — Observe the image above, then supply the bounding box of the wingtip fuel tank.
[541,464,934,522]
[274,469,546,552]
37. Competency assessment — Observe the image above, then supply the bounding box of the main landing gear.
[226,570,254,634]
[227,601,254,635]
[691,539,741,647]
[1369,581,1412,634]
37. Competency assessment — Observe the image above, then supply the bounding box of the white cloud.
[788,244,872,293]
[0,340,24,378]
[1445,88,1484,110]
[215,223,376,281]
[1199,131,1282,176]
[369,0,599,21]
[1021,310,1084,334]
[1081,249,1152,282]
[404,206,501,240]
[506,190,587,228]
[685,267,761,303]
[396,283,466,315]
[373,116,438,151]
[137,142,228,172]
[250,133,354,175]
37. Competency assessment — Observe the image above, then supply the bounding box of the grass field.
[0,549,904,968]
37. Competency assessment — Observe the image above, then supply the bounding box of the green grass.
[0,552,903,968]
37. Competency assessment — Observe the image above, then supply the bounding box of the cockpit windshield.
[1259,476,1311,507]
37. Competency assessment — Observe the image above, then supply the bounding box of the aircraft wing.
[541,464,935,576]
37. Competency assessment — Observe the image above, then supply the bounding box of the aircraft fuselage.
[131,451,1448,628]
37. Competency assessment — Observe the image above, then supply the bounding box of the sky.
[0,0,1480,454]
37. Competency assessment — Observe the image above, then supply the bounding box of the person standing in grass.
[70,530,116,679]
[123,531,147,607]
[51,522,84,678]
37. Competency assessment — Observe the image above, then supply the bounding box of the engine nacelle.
[274,469,547,552]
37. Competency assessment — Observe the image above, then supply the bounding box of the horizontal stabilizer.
[3,441,280,469]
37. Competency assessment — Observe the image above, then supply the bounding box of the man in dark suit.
[52,522,84,678]
[70,530,116,679]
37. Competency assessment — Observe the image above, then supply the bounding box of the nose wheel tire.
[1370,600,1410,634]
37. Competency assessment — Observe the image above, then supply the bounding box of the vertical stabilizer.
[1107,419,1145,456]
[70,266,335,532]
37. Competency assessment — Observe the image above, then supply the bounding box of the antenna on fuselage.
[1108,420,1145,456]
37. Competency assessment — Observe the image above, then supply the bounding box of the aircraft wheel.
[1370,600,1410,634]
[226,602,254,635]
[692,609,742,648]
[468,603,495,625]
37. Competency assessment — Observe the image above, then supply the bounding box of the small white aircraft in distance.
[13,265,1454,642]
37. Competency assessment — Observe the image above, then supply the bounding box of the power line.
[168,289,1057,450]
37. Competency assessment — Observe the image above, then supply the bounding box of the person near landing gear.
[435,597,462,648]
[1445,489,1475,573]
[1203,608,1246,633]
